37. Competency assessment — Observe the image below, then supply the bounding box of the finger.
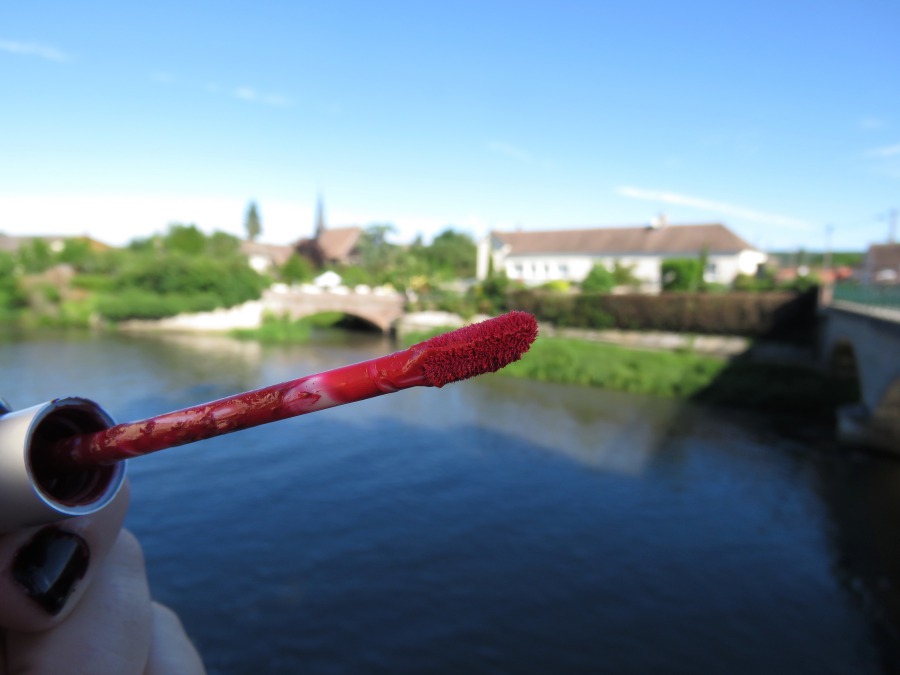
[144,603,206,675]
[0,481,130,632]
[5,529,153,675]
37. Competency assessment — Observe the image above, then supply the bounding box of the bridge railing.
[832,283,900,311]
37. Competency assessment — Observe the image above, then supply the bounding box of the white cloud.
[868,143,900,158]
[233,86,258,101]
[487,140,555,170]
[0,39,70,62]
[859,116,887,130]
[616,186,812,231]
[231,86,290,107]
[487,140,532,163]
[488,141,531,162]
[261,93,290,107]
[149,73,290,107]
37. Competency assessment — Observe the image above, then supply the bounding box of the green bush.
[780,274,820,293]
[410,287,479,317]
[0,252,27,314]
[540,280,571,293]
[581,264,615,293]
[467,274,524,314]
[280,254,314,283]
[72,274,118,292]
[661,258,704,291]
[118,254,266,304]
[96,290,221,321]
[233,314,312,343]
[39,284,62,304]
[733,271,776,292]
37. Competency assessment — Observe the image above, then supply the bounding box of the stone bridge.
[821,301,900,454]
[262,286,406,333]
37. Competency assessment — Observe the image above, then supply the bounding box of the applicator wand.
[0,311,538,532]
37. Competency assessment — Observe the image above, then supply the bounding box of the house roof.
[317,226,362,262]
[239,240,294,267]
[0,234,113,253]
[866,243,900,272]
[491,223,757,256]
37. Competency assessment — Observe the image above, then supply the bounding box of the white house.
[476,222,767,291]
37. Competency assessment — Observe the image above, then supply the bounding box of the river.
[2,330,899,673]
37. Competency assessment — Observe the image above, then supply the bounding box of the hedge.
[507,288,818,339]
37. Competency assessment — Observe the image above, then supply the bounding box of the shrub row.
[96,290,222,321]
[95,254,269,321]
[507,288,818,339]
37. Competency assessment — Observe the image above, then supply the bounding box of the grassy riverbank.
[502,336,724,397]
[404,329,858,415]
[231,312,345,343]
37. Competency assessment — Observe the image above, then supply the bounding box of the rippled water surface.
[4,330,899,673]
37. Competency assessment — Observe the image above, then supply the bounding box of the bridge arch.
[261,287,405,334]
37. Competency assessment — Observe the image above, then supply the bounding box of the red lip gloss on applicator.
[0,311,538,532]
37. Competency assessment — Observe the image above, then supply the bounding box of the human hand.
[0,482,205,674]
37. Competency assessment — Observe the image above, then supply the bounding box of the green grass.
[231,312,345,343]
[504,336,726,398]
[502,335,856,415]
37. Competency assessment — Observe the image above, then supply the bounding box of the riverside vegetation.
[1,223,856,415]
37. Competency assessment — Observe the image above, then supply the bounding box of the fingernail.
[13,528,90,615]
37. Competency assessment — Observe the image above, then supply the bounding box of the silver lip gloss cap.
[0,397,126,533]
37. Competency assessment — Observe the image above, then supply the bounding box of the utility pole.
[889,208,897,243]
[824,224,833,274]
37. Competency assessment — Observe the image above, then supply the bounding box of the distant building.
[476,221,766,291]
[297,226,363,267]
[861,243,900,284]
[239,240,295,274]
[294,197,363,267]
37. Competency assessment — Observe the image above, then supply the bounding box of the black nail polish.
[12,528,90,615]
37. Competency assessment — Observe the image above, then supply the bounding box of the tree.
[581,263,615,293]
[661,258,703,291]
[17,239,54,273]
[612,260,640,288]
[357,223,398,280]
[162,224,206,255]
[207,231,242,258]
[245,201,262,242]
[280,254,314,283]
[0,251,27,313]
[425,228,476,280]
[58,238,96,271]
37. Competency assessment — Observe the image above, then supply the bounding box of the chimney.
[648,212,668,230]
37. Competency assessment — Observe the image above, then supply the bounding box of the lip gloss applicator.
[0,311,538,532]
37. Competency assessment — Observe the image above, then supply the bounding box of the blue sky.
[2,1,898,252]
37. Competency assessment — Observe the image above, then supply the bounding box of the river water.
[3,330,899,673]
